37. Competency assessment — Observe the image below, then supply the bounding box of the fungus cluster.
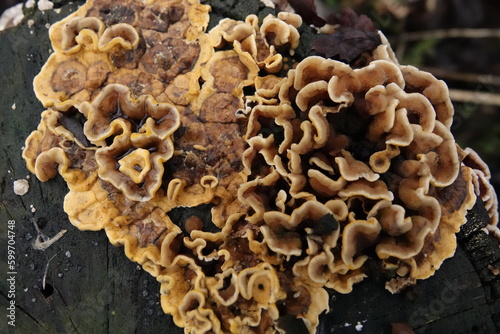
[23,0,499,333]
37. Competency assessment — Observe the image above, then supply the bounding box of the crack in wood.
[0,291,50,333]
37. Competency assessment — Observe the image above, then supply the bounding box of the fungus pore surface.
[23,0,499,333]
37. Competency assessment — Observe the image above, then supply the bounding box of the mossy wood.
[0,1,499,333]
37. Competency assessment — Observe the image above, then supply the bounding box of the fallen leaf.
[312,27,381,63]
[327,8,377,31]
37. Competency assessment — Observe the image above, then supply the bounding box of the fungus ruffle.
[240,52,480,286]
[79,83,181,201]
[23,0,498,333]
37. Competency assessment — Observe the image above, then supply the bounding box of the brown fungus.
[56,16,105,53]
[80,84,181,201]
[98,22,140,52]
[23,1,499,334]
[34,51,113,109]
[463,148,499,239]
[239,30,488,316]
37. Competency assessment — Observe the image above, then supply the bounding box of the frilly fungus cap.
[23,0,498,333]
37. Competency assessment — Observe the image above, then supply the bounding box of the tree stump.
[0,1,499,333]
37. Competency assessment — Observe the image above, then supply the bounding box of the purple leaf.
[288,0,326,27]
[312,27,381,63]
[313,9,381,63]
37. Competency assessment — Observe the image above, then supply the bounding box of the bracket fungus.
[23,0,499,333]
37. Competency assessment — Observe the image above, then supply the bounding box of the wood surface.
[0,1,499,333]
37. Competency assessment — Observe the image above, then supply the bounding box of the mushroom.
[80,84,181,201]
[22,0,498,333]
[139,38,201,84]
[50,59,88,96]
[463,147,499,238]
[56,16,105,53]
[33,51,113,109]
[98,23,140,52]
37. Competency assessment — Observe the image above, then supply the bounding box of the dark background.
[0,0,22,14]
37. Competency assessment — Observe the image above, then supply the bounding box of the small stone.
[38,0,54,11]
[355,322,363,332]
[65,251,71,258]
[13,179,29,195]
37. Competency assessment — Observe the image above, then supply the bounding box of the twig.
[448,89,500,107]
[31,218,67,251]
[42,252,60,290]
[32,229,67,250]
[399,28,500,42]
[421,67,500,86]
[392,28,500,59]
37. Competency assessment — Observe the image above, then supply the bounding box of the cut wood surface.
[0,1,499,333]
